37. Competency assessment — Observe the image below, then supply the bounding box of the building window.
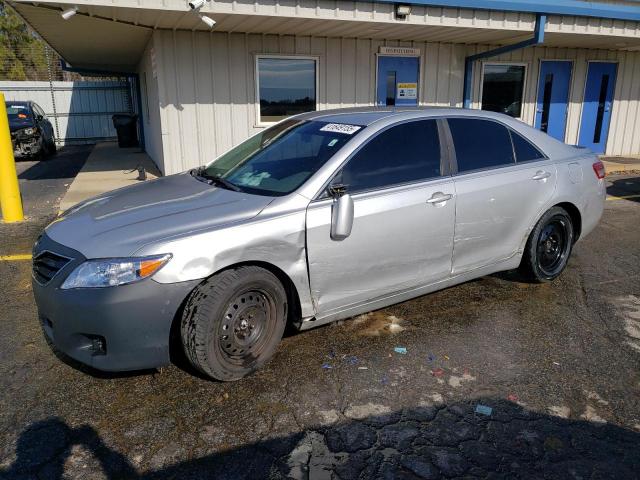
[481,63,526,118]
[256,56,317,124]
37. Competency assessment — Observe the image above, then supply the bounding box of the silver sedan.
[32,107,606,380]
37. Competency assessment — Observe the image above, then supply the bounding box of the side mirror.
[36,114,44,122]
[329,184,354,240]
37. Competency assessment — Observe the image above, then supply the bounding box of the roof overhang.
[8,0,640,74]
[377,0,640,22]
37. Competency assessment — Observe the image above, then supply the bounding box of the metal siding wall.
[155,31,474,174]
[0,80,131,145]
[137,38,165,172]
[155,30,640,174]
[608,51,640,155]
[468,45,640,155]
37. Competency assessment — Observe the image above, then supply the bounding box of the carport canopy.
[9,0,640,74]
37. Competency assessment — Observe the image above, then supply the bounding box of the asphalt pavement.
[0,162,639,479]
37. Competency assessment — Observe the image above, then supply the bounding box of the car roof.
[296,106,577,161]
[296,106,524,126]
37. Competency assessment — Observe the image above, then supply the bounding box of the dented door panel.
[451,161,558,274]
[306,179,456,316]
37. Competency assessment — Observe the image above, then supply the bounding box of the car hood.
[45,173,275,258]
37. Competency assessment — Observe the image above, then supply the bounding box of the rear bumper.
[579,178,606,241]
[32,233,199,372]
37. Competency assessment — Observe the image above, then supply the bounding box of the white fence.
[0,80,133,145]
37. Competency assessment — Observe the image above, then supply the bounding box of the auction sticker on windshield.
[319,123,362,135]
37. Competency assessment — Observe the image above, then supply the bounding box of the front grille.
[33,251,72,285]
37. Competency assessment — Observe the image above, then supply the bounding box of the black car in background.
[6,101,56,159]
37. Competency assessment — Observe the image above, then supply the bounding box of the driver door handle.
[427,192,453,204]
[532,170,551,181]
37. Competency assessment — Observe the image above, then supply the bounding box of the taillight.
[592,161,606,179]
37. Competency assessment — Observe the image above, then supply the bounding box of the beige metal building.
[8,0,640,175]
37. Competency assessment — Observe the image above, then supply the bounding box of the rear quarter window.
[448,118,515,173]
[510,130,546,162]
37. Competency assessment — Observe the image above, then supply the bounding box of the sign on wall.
[397,82,418,99]
[379,46,420,56]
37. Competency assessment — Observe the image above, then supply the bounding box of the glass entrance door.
[534,61,572,141]
[376,56,419,107]
[578,62,617,154]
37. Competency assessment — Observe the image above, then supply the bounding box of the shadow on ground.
[1,399,638,479]
[607,175,640,203]
[17,145,92,182]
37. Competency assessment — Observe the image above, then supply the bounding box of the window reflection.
[481,64,526,118]
[258,58,317,123]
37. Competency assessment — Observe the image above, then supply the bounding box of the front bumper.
[11,133,40,156]
[32,233,199,371]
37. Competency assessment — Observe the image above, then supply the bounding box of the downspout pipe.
[463,13,546,109]
[59,61,146,151]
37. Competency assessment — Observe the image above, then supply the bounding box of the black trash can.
[112,114,139,148]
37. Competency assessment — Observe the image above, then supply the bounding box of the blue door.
[376,56,419,106]
[534,61,572,141]
[578,62,617,153]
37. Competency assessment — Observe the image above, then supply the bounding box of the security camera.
[200,14,216,28]
[188,0,206,9]
[61,6,78,20]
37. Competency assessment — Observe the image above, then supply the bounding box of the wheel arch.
[168,260,304,365]
[554,201,582,242]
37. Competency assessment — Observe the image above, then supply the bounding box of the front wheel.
[47,137,57,155]
[519,206,574,282]
[180,266,287,381]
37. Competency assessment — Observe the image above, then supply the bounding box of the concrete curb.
[603,162,640,175]
[601,157,640,175]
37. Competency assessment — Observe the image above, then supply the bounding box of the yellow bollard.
[0,92,24,222]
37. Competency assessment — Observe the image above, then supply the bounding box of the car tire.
[47,138,57,155]
[519,206,574,283]
[180,266,287,381]
[33,137,47,161]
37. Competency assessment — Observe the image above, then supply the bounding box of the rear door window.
[338,119,442,193]
[510,130,545,162]
[448,118,515,173]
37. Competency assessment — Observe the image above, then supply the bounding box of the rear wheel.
[180,266,287,381]
[520,206,574,282]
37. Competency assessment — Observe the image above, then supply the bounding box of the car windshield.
[202,119,363,196]
[6,104,30,120]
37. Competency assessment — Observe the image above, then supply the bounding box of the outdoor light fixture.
[188,0,206,9]
[200,14,216,28]
[395,4,412,19]
[60,6,78,20]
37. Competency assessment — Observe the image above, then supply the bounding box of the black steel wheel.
[219,289,275,362]
[181,266,287,381]
[520,206,574,282]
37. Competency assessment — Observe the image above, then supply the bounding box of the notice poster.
[397,83,418,99]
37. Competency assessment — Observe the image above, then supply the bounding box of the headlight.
[21,127,36,136]
[61,254,171,289]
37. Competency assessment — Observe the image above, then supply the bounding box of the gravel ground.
[1,159,639,479]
